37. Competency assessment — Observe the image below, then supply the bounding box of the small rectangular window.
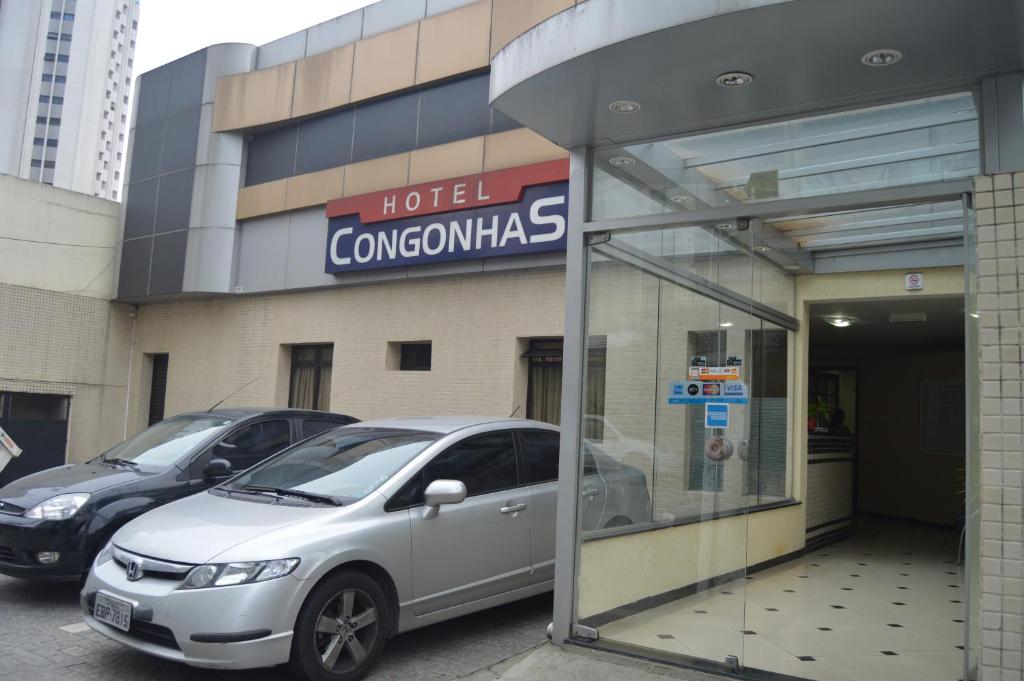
[47,139,58,148]
[44,161,55,169]
[30,159,42,168]
[36,116,47,124]
[63,12,74,20]
[39,95,50,103]
[147,354,169,426]
[44,53,56,62]
[52,96,63,104]
[55,75,66,83]
[394,342,431,371]
[57,54,69,63]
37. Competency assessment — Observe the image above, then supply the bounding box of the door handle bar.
[500,503,527,515]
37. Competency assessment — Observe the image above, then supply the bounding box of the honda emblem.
[126,558,143,582]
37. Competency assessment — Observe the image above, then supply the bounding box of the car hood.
[0,462,153,511]
[113,490,326,565]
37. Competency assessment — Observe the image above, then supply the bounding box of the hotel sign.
[324,160,568,273]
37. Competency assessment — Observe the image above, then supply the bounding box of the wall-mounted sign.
[324,160,569,274]
[905,272,924,290]
[0,426,21,458]
[668,380,749,404]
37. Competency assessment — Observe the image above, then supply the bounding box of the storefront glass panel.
[590,92,979,221]
[575,220,796,671]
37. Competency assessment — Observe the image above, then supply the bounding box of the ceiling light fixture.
[716,71,754,88]
[754,246,771,253]
[969,311,980,319]
[826,317,852,328]
[670,194,696,206]
[608,156,636,167]
[720,322,734,328]
[715,222,738,231]
[609,100,642,114]
[861,49,902,67]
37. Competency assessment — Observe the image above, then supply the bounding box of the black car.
[0,408,357,581]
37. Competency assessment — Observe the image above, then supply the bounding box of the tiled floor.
[598,519,967,681]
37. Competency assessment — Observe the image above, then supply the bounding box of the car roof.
[177,408,355,421]
[349,415,557,435]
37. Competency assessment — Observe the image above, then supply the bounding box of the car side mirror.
[422,479,467,519]
[203,458,232,479]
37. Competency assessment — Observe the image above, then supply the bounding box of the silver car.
[81,416,650,680]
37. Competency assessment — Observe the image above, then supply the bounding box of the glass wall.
[574,220,796,671]
[590,92,979,221]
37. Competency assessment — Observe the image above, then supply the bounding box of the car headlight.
[180,558,300,589]
[24,494,90,521]
[94,541,113,567]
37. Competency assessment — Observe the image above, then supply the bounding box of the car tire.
[289,571,389,681]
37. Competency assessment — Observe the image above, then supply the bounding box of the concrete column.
[974,171,1024,680]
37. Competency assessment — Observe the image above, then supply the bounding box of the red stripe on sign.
[325,158,569,223]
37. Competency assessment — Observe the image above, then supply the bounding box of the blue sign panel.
[705,403,730,429]
[325,182,568,274]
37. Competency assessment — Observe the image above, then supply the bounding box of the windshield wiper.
[101,457,138,468]
[237,485,343,506]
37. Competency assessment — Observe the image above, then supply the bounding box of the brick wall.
[975,172,1024,680]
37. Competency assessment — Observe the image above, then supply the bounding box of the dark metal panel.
[168,50,207,113]
[417,74,491,149]
[148,231,188,295]
[123,178,158,240]
[982,73,1024,174]
[351,91,418,163]
[129,118,166,181]
[491,107,521,134]
[117,237,153,299]
[245,124,297,186]
[154,168,195,234]
[134,66,170,126]
[295,108,354,175]
[160,106,201,174]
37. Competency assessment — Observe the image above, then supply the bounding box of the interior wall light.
[826,317,852,328]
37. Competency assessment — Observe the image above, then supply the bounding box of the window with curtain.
[289,345,333,411]
[524,338,606,426]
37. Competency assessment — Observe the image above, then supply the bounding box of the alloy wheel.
[314,587,380,673]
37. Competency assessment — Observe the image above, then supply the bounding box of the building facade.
[0,174,130,486]
[0,0,139,199]
[85,1,1024,680]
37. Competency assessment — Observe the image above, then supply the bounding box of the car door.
[579,445,609,532]
[517,429,559,585]
[406,429,531,615]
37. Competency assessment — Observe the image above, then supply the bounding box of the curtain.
[290,367,317,410]
[317,367,332,411]
[529,364,562,425]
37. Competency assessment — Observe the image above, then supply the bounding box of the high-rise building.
[0,0,139,200]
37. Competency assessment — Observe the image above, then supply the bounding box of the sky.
[133,0,378,75]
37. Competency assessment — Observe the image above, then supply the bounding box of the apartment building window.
[523,338,606,426]
[289,345,333,411]
[400,343,431,371]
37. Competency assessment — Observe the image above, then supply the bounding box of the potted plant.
[808,396,833,432]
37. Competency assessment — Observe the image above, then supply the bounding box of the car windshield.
[97,414,239,469]
[223,427,438,503]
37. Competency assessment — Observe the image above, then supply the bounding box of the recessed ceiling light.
[783,264,802,271]
[609,100,642,114]
[716,71,754,88]
[720,322,734,328]
[861,49,902,67]
[608,156,636,167]
[715,222,738,231]
[670,194,696,206]
[754,245,771,253]
[826,317,852,328]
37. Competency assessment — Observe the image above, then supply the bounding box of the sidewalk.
[462,643,732,681]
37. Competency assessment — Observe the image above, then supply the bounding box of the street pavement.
[0,574,551,681]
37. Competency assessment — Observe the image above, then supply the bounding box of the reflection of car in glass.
[582,414,660,472]
[0,409,356,581]
[82,417,650,681]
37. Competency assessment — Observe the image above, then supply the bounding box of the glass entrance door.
[573,220,797,673]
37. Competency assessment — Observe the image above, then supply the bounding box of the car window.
[97,414,238,469]
[224,428,438,502]
[302,419,342,439]
[520,429,560,483]
[215,420,291,471]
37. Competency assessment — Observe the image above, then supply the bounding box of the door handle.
[582,488,600,500]
[500,503,527,515]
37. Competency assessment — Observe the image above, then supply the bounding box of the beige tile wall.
[122,269,567,436]
[0,284,134,465]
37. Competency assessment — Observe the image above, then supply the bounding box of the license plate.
[94,591,132,633]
